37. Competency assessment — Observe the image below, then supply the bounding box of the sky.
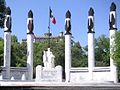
[0,0,120,46]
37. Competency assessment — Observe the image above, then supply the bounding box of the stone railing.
[70,67,112,82]
[0,66,28,80]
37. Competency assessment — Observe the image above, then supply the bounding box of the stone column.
[109,2,118,83]
[65,10,71,82]
[27,10,34,80]
[88,8,95,80]
[3,7,12,79]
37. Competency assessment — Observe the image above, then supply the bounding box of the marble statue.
[43,48,55,68]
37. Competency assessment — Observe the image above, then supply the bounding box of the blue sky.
[1,0,120,46]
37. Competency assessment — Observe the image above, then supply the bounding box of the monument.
[0,2,118,87]
[35,48,62,82]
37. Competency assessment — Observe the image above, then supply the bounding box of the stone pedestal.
[65,34,71,82]
[27,34,33,80]
[4,32,11,79]
[35,65,62,82]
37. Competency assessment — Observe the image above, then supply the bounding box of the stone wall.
[0,67,28,80]
[70,67,112,83]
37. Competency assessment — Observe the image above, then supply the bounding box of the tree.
[72,42,88,67]
[11,35,27,67]
[112,30,120,80]
[0,0,6,28]
[0,0,6,12]
[95,35,110,66]
[0,37,3,66]
[33,41,48,67]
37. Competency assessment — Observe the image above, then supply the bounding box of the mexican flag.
[50,8,56,24]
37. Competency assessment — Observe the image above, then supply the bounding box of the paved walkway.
[1,81,120,90]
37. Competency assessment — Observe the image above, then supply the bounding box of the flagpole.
[48,6,51,48]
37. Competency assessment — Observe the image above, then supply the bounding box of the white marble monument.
[43,48,55,68]
[36,48,62,82]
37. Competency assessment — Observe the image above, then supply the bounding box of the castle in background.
[22,32,64,43]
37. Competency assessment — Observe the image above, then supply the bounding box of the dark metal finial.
[66,10,71,18]
[28,10,33,18]
[5,7,11,15]
[88,7,94,16]
[110,2,116,11]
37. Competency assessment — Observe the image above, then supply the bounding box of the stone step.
[1,85,120,90]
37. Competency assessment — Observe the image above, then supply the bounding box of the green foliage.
[0,37,3,66]
[95,35,110,66]
[72,42,88,67]
[51,40,65,67]
[11,35,27,67]
[33,41,48,67]
[0,0,6,13]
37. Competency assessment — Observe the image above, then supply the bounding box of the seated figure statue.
[43,48,55,68]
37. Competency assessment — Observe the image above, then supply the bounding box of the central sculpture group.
[43,48,55,68]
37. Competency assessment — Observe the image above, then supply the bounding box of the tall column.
[109,2,118,83]
[65,10,71,82]
[27,10,34,80]
[3,7,12,79]
[88,8,95,80]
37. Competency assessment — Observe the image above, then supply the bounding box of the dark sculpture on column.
[4,7,11,32]
[27,10,34,34]
[109,2,117,30]
[65,10,71,35]
[88,7,94,33]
